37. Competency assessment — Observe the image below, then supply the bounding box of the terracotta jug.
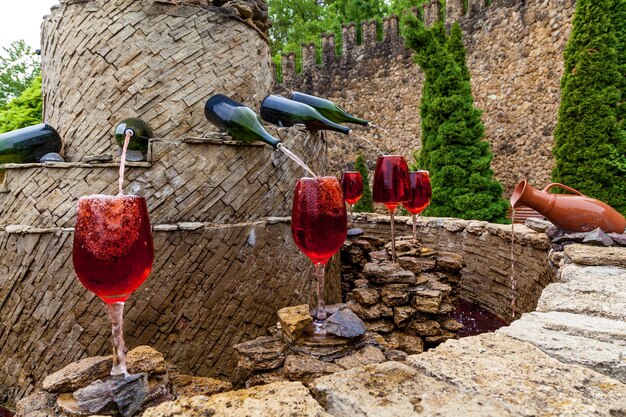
[510,179,626,233]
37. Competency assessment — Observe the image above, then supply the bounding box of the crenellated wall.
[275,0,576,194]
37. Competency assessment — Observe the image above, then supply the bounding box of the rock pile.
[16,347,231,417]
[342,236,466,352]
[523,218,626,249]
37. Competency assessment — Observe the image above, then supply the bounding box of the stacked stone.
[342,236,466,353]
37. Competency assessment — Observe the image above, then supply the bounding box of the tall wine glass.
[341,171,363,229]
[403,171,432,241]
[373,155,410,263]
[292,177,347,329]
[73,195,154,376]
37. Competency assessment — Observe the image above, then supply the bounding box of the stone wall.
[42,0,273,161]
[352,214,554,320]
[275,0,576,193]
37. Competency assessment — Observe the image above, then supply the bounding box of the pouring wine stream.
[277,143,318,178]
[118,130,133,195]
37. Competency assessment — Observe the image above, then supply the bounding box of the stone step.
[537,265,626,322]
[499,311,626,383]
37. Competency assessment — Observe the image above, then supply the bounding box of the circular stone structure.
[41,0,273,160]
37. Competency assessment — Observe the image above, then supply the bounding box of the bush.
[0,76,42,133]
[353,152,375,212]
[403,15,508,222]
[552,0,626,213]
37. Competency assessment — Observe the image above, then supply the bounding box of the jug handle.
[543,183,584,196]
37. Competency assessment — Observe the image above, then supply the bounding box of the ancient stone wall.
[351,214,555,320]
[42,0,273,161]
[275,0,576,193]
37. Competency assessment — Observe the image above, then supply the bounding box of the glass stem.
[315,263,327,322]
[412,214,417,242]
[107,302,128,376]
[349,204,354,229]
[390,208,397,263]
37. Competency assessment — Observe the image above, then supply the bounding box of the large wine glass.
[291,177,347,331]
[341,171,363,230]
[73,195,154,376]
[373,155,410,263]
[403,170,432,241]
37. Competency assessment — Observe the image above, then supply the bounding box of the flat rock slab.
[311,361,513,416]
[142,381,331,417]
[499,311,626,383]
[537,268,626,321]
[564,244,626,268]
[405,333,626,416]
[43,356,111,393]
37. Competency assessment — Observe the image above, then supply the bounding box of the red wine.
[373,155,411,211]
[292,177,347,265]
[73,195,154,303]
[404,171,432,215]
[341,172,363,205]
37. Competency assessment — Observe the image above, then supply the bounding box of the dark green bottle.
[260,95,351,135]
[289,92,369,126]
[204,94,281,148]
[0,123,63,164]
[114,118,154,152]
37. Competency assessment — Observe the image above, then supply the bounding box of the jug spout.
[510,179,553,214]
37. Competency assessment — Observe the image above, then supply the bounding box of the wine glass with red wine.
[403,171,432,241]
[291,177,347,332]
[73,195,154,376]
[373,155,411,263]
[341,171,363,230]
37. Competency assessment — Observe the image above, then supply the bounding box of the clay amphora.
[510,179,626,233]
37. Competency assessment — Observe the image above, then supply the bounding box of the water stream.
[277,143,318,178]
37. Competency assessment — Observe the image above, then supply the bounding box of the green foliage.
[610,0,626,136]
[0,76,43,133]
[353,152,375,212]
[403,14,508,222]
[0,40,40,107]
[552,0,626,213]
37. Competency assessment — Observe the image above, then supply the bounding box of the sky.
[0,0,58,51]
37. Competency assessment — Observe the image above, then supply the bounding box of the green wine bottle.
[289,92,369,126]
[114,118,154,152]
[204,94,281,148]
[260,95,351,135]
[0,123,63,164]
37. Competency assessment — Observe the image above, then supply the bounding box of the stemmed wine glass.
[291,177,347,333]
[403,171,432,241]
[73,195,154,376]
[373,155,410,263]
[341,171,363,230]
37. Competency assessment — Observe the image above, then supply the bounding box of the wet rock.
[143,382,331,417]
[284,355,343,383]
[408,320,441,337]
[424,276,452,296]
[73,373,149,417]
[335,346,386,369]
[397,256,436,273]
[57,393,95,417]
[582,228,614,246]
[311,303,348,318]
[364,262,416,284]
[42,355,111,393]
[425,331,456,344]
[381,285,411,307]
[440,318,464,332]
[393,305,417,327]
[233,336,286,371]
[171,374,232,398]
[277,305,313,340]
[368,250,389,262]
[352,287,379,305]
[434,252,465,272]
[323,308,366,338]
[411,289,442,314]
[364,320,394,334]
[39,152,65,162]
[387,331,424,354]
[346,301,393,320]
[524,218,553,233]
[384,239,421,257]
[347,228,365,237]
[545,225,564,239]
[383,349,408,361]
[608,233,626,245]
[564,244,626,268]
[438,302,455,315]
[127,346,166,375]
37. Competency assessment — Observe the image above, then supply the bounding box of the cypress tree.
[552,0,626,213]
[446,22,470,82]
[610,0,626,136]
[353,152,375,213]
[404,15,508,222]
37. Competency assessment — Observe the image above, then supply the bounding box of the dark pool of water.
[0,406,14,417]
[453,298,508,337]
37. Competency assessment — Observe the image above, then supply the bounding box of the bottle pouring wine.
[260,95,351,135]
[114,118,154,153]
[289,92,369,126]
[0,123,63,164]
[205,94,281,148]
